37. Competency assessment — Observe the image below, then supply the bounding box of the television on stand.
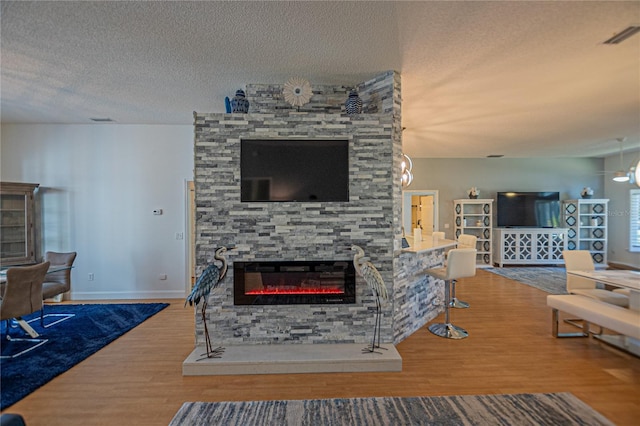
[496,191,561,228]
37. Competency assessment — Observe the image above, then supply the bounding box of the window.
[631,189,640,253]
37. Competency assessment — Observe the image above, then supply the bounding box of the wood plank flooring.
[3,270,639,425]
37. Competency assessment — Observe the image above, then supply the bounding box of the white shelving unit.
[562,198,609,267]
[453,198,493,267]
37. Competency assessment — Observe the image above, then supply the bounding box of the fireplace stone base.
[182,343,402,375]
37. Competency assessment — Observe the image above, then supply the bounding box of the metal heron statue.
[351,245,389,353]
[185,246,234,359]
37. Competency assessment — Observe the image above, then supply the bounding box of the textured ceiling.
[1,1,639,158]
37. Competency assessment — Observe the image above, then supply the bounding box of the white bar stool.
[425,248,477,339]
[450,234,477,309]
[431,231,445,242]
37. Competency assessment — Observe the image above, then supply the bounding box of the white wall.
[604,150,640,268]
[1,124,194,299]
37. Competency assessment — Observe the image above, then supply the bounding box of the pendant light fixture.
[401,154,413,187]
[612,137,630,183]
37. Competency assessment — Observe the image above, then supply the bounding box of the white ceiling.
[1,1,639,158]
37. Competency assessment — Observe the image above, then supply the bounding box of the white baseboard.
[70,290,184,300]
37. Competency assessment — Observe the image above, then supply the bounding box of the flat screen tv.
[496,191,561,228]
[241,139,349,202]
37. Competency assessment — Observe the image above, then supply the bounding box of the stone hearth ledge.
[183,343,402,375]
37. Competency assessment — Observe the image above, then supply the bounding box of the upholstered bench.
[546,294,640,339]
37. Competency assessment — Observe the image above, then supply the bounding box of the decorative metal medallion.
[568,241,576,250]
[283,77,313,107]
[565,203,576,214]
[568,229,576,239]
[455,204,461,214]
[566,216,576,226]
[593,204,604,214]
[593,241,604,251]
[593,228,604,239]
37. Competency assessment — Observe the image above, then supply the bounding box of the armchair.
[42,251,77,301]
[562,250,628,307]
[1,261,50,358]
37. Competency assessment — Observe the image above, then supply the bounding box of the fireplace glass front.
[233,260,356,305]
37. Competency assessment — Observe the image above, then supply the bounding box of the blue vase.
[345,90,362,115]
[231,90,250,113]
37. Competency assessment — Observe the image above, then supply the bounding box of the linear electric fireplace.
[234,260,356,305]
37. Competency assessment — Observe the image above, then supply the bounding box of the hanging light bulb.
[401,154,413,187]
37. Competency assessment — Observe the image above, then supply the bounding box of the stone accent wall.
[394,251,445,342]
[193,71,442,346]
[194,112,395,345]
[246,84,346,114]
[246,70,397,115]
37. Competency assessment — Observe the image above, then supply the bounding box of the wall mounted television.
[496,191,561,228]
[241,139,349,202]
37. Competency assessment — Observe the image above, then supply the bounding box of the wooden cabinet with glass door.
[0,182,39,266]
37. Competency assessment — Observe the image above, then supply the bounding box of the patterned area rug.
[170,393,613,425]
[485,267,568,294]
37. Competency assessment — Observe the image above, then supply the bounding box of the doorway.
[186,180,196,294]
[402,190,439,237]
[411,195,434,233]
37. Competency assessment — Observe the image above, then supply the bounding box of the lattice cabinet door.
[563,199,608,267]
[453,199,493,267]
[494,228,568,267]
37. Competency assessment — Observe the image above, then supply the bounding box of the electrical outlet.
[88,273,94,281]
[175,232,184,240]
[159,274,167,280]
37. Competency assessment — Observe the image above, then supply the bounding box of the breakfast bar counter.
[402,237,457,254]
[393,237,457,343]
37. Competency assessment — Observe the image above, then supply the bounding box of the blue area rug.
[170,393,614,425]
[485,267,568,294]
[0,303,168,410]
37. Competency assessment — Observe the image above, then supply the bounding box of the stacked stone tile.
[194,71,442,346]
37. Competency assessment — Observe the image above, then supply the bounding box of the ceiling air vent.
[603,26,640,44]
[90,117,114,122]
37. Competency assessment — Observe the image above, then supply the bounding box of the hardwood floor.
[4,270,639,425]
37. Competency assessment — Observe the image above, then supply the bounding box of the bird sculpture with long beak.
[351,245,389,353]
[186,246,234,359]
